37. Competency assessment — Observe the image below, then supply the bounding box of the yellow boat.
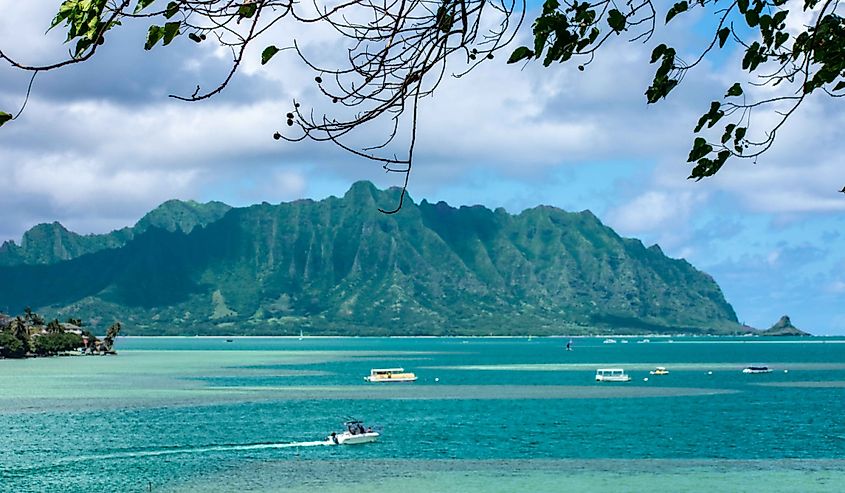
[649,367,670,375]
[364,368,417,382]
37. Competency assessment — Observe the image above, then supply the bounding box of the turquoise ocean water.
[2,337,845,492]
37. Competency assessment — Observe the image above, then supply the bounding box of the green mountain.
[760,315,811,336]
[0,182,740,335]
[0,200,231,266]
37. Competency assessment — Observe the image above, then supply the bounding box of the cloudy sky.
[1,1,843,333]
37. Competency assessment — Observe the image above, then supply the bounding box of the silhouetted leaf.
[607,9,626,31]
[725,83,743,97]
[745,10,759,27]
[721,124,737,144]
[508,46,535,64]
[688,137,712,162]
[261,45,280,65]
[717,27,730,48]
[0,111,12,127]
[665,2,688,24]
[650,44,667,63]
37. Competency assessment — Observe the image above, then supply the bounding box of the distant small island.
[0,308,121,359]
[758,315,811,337]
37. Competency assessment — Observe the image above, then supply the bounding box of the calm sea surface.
[2,336,845,492]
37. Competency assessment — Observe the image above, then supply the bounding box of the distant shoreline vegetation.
[0,308,121,359]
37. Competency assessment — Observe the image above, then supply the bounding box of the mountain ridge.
[0,199,231,266]
[0,182,740,336]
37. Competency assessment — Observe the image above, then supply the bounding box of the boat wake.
[4,440,332,474]
[77,440,333,461]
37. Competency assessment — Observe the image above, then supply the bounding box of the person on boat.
[330,432,339,444]
[357,423,366,434]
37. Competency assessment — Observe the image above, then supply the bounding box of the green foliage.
[31,332,84,355]
[134,0,157,14]
[49,0,117,57]
[46,319,63,333]
[238,3,257,19]
[508,46,534,64]
[145,22,180,50]
[164,1,180,19]
[508,0,604,67]
[0,331,26,358]
[435,1,456,33]
[645,44,678,103]
[261,46,280,65]
[510,0,845,189]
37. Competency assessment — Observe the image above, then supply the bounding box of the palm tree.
[10,317,30,352]
[46,319,63,334]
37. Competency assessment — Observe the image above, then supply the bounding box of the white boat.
[595,368,631,382]
[620,339,629,344]
[649,366,669,375]
[637,339,650,344]
[603,339,617,344]
[742,366,773,374]
[364,368,417,382]
[328,421,379,445]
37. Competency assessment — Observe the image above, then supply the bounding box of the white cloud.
[607,190,707,233]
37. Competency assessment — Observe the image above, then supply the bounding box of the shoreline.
[113,334,836,340]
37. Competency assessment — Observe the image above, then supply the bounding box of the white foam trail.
[67,440,332,463]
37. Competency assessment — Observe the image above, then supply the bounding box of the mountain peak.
[761,315,811,336]
[135,199,232,235]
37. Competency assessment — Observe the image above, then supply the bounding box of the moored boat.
[742,366,773,374]
[595,368,631,382]
[364,368,417,382]
[649,367,669,375]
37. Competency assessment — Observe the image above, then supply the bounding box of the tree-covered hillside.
[0,182,739,335]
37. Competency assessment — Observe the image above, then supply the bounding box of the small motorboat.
[743,366,773,374]
[649,367,669,375]
[327,421,379,445]
[603,339,617,344]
